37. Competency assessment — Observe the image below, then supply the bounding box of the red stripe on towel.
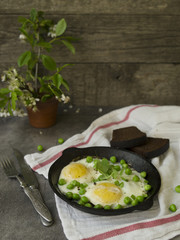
[32,104,157,171]
[82,213,180,240]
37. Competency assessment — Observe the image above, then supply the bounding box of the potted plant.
[0,9,76,128]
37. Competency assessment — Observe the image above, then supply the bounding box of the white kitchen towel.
[25,104,180,240]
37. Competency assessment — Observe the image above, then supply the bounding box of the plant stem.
[34,47,40,93]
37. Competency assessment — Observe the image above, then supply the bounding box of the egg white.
[58,157,148,208]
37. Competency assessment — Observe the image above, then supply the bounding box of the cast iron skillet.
[48,147,161,216]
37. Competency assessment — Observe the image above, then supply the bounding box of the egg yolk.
[62,163,88,179]
[93,182,122,205]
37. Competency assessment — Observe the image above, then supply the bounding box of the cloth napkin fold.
[25,104,180,240]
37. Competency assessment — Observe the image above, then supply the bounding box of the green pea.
[72,193,80,200]
[110,156,117,164]
[58,178,66,185]
[137,195,144,202]
[120,159,126,165]
[85,203,92,208]
[80,183,88,188]
[175,185,180,193]
[67,183,75,190]
[114,180,120,186]
[66,192,73,199]
[122,163,128,169]
[124,196,132,205]
[143,193,148,198]
[78,199,85,205]
[114,204,122,209]
[132,175,140,182]
[119,182,124,188]
[94,204,103,209]
[125,168,132,175]
[37,145,43,151]
[140,171,147,178]
[79,188,86,195]
[113,165,120,171]
[104,205,111,210]
[131,199,139,206]
[81,196,89,203]
[58,138,64,144]
[144,184,152,191]
[86,156,93,163]
[71,180,80,187]
[131,194,136,200]
[169,204,177,212]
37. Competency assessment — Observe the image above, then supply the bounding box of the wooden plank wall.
[0,0,180,107]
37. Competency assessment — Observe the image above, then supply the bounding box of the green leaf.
[99,158,111,173]
[39,85,50,93]
[61,40,75,54]
[56,18,67,36]
[38,41,52,50]
[41,94,52,102]
[18,16,28,24]
[14,89,22,96]
[48,84,62,96]
[38,42,52,50]
[0,100,7,108]
[19,28,33,44]
[8,102,13,115]
[0,88,10,94]
[11,92,17,110]
[61,78,69,91]
[57,63,74,72]
[30,8,37,22]
[111,169,118,179]
[28,58,37,70]
[18,51,32,67]
[41,55,57,71]
[52,73,62,88]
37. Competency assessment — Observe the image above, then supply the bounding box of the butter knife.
[13,148,53,226]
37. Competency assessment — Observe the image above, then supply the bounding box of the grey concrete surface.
[0,106,180,240]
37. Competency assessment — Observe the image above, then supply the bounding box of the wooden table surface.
[0,106,180,240]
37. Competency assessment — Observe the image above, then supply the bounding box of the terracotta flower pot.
[27,98,59,128]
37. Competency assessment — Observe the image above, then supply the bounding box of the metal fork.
[1,157,53,226]
[1,157,23,182]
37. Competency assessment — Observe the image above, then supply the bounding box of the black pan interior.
[48,147,161,216]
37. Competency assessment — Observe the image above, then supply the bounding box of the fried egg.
[85,182,122,206]
[59,158,100,184]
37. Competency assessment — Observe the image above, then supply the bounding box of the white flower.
[12,109,27,117]
[61,94,65,101]
[48,32,56,38]
[61,94,70,103]
[48,24,57,38]
[1,75,6,82]
[0,109,10,117]
[13,110,18,116]
[19,34,26,40]
[13,68,17,76]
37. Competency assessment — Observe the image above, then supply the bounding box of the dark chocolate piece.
[130,137,169,159]
[110,126,147,148]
